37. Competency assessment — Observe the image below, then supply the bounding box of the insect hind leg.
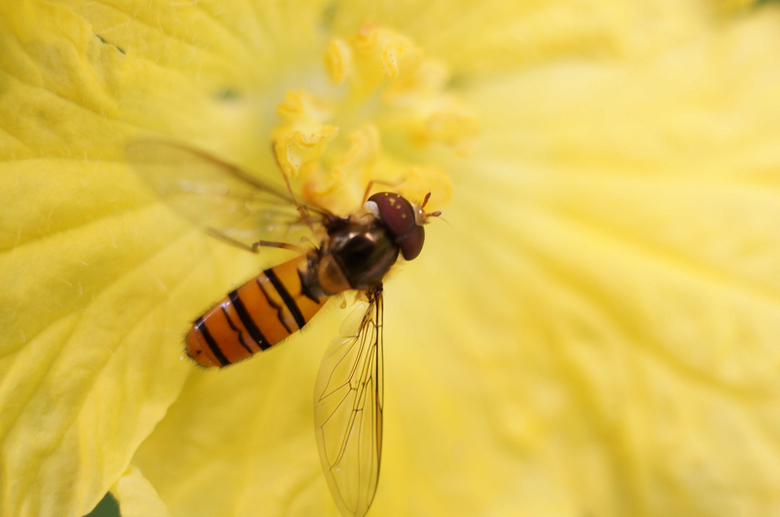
[204,228,307,254]
[251,240,308,253]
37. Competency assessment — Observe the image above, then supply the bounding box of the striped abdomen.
[186,254,328,367]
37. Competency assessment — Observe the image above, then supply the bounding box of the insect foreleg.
[361,179,403,205]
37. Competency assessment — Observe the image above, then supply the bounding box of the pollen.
[272,24,473,214]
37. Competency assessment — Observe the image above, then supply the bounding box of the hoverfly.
[128,141,439,517]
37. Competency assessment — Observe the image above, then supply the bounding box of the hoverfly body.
[128,141,440,517]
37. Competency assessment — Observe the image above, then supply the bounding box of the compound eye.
[399,225,425,260]
[368,192,425,261]
[368,193,417,238]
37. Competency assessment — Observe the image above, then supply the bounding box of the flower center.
[271,24,476,215]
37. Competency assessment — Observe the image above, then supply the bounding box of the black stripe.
[195,317,229,366]
[220,305,253,354]
[265,268,307,330]
[256,279,293,334]
[229,290,270,350]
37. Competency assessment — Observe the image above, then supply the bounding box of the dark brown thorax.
[309,192,431,297]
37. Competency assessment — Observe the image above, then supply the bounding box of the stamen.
[271,24,473,214]
[272,90,338,178]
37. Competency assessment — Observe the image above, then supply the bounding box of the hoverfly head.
[365,192,440,261]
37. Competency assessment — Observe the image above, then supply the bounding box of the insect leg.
[270,142,322,235]
[203,229,308,254]
[204,228,261,253]
[361,179,403,205]
[250,240,308,253]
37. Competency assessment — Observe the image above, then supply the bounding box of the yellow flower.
[3,1,780,517]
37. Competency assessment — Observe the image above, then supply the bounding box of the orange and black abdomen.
[186,255,328,367]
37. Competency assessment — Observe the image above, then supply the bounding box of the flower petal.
[123,5,780,517]
[325,1,730,76]
[381,9,780,516]
[131,310,344,516]
[6,1,780,517]
[113,465,171,517]
[0,2,312,515]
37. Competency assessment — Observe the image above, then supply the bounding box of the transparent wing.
[314,288,384,517]
[127,140,324,251]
